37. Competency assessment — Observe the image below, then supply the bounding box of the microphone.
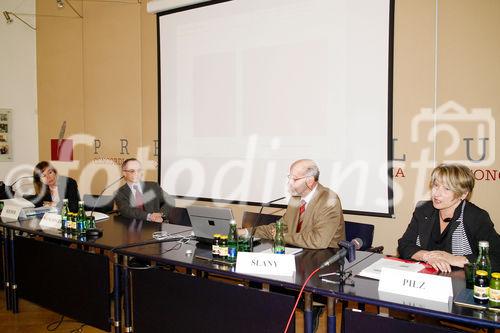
[3,11,13,23]
[90,176,124,217]
[250,196,286,238]
[319,238,364,269]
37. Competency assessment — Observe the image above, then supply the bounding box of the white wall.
[0,0,38,192]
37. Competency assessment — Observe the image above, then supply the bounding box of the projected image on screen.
[158,0,394,216]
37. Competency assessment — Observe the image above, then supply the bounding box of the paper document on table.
[1,197,35,208]
[85,211,109,221]
[358,257,425,280]
[261,247,303,255]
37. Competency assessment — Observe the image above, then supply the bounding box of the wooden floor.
[0,290,105,333]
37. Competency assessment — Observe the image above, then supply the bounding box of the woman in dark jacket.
[398,163,500,272]
[32,161,81,213]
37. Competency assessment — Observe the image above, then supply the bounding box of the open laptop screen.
[186,206,233,243]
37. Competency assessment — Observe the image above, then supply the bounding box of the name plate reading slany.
[39,213,62,229]
[378,267,453,303]
[236,252,296,277]
[1,204,22,221]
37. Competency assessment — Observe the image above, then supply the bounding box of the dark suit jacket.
[33,176,81,212]
[255,183,345,249]
[114,181,175,221]
[398,200,500,271]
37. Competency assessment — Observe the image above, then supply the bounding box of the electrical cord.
[152,231,183,240]
[70,323,86,333]
[158,235,192,255]
[46,315,64,331]
[283,267,321,333]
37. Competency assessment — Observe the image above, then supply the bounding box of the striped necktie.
[296,199,306,233]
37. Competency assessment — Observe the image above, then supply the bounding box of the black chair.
[83,194,115,214]
[241,211,281,229]
[345,221,383,253]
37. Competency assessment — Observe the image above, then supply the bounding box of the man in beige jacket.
[250,159,345,249]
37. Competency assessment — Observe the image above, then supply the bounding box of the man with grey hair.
[249,159,345,249]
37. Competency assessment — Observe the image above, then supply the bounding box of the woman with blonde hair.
[398,163,500,272]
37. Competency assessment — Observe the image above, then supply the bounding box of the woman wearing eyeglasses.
[32,161,81,212]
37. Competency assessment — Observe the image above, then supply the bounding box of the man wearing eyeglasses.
[249,159,345,249]
[115,158,175,222]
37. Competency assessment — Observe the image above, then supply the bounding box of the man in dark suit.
[114,158,175,222]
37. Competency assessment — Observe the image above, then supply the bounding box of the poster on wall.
[0,109,12,161]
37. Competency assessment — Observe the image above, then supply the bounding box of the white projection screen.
[158,0,394,216]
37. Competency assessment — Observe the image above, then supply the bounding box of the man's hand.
[149,212,164,223]
[270,227,276,239]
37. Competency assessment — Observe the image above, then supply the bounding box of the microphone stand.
[86,176,124,237]
[318,254,354,286]
[90,176,124,217]
[249,196,285,251]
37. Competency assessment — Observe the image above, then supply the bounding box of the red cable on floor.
[283,267,321,333]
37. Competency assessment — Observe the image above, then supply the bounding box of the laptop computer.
[186,205,234,243]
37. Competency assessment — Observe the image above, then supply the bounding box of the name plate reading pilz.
[236,252,296,277]
[378,267,453,303]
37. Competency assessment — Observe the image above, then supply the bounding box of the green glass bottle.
[227,220,238,262]
[475,241,491,276]
[273,220,285,254]
[76,200,87,234]
[60,198,69,232]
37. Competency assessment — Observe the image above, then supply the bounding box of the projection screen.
[158,0,394,216]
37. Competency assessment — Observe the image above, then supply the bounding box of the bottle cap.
[478,241,489,248]
[491,272,500,279]
[63,198,68,202]
[476,270,488,276]
[230,219,236,225]
[78,200,84,204]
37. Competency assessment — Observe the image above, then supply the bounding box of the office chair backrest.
[83,194,114,213]
[344,221,374,251]
[242,211,281,229]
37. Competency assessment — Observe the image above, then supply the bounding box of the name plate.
[378,267,453,303]
[1,204,22,221]
[39,213,62,229]
[236,252,296,277]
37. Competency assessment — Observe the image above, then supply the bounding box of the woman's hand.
[413,250,468,273]
[422,251,468,272]
[426,256,452,273]
[425,251,468,268]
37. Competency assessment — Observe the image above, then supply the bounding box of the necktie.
[134,185,145,211]
[296,199,306,233]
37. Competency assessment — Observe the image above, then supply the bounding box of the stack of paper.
[358,257,426,280]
